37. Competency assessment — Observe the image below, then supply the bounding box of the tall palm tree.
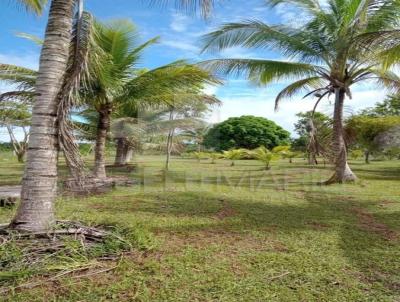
[9,0,219,232]
[83,20,219,178]
[202,0,400,184]
[9,0,77,232]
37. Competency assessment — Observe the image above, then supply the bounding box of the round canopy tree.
[204,115,290,151]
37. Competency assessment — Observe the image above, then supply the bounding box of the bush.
[350,149,364,160]
[383,147,400,160]
[204,116,290,151]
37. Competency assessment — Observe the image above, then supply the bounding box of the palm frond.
[202,20,323,62]
[0,64,37,90]
[149,0,217,18]
[201,59,320,85]
[15,0,48,15]
[0,91,35,103]
[16,32,44,45]
[274,76,325,110]
[268,0,321,11]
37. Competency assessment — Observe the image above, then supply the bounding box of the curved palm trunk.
[10,0,75,232]
[326,88,357,184]
[93,106,111,179]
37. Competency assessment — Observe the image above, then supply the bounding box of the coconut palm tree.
[8,0,78,232]
[163,95,219,170]
[82,19,218,178]
[223,149,246,166]
[9,0,220,232]
[202,0,400,184]
[180,124,210,152]
[252,146,276,170]
[0,101,31,162]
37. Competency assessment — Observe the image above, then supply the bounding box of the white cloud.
[207,86,386,136]
[274,4,310,28]
[161,39,200,53]
[170,13,192,32]
[203,84,219,95]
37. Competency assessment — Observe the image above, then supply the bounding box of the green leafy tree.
[204,115,290,151]
[346,115,400,163]
[360,95,400,117]
[350,149,364,160]
[383,147,400,160]
[201,0,400,183]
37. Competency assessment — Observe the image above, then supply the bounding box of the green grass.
[0,152,400,301]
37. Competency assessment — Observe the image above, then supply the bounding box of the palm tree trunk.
[9,0,75,232]
[365,150,370,164]
[125,147,133,163]
[6,125,26,163]
[326,88,357,184]
[165,109,174,170]
[114,138,126,166]
[94,106,111,179]
[114,138,133,166]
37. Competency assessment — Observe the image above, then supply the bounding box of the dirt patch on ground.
[305,221,331,230]
[351,207,398,241]
[378,200,397,208]
[159,229,289,255]
[215,199,237,220]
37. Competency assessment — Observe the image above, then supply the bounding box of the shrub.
[350,149,364,160]
[383,147,400,160]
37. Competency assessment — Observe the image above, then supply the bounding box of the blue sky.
[0,0,386,141]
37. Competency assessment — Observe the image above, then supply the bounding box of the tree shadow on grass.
[351,166,400,181]
[302,192,400,296]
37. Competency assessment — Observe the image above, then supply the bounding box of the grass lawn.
[0,152,399,301]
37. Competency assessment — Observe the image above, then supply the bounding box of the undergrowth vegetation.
[0,153,399,301]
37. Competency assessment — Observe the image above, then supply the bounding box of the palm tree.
[8,0,78,232]
[252,146,276,170]
[82,19,218,178]
[202,0,400,184]
[81,20,159,179]
[9,0,220,232]
[223,149,246,166]
[0,101,31,162]
[181,125,210,152]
